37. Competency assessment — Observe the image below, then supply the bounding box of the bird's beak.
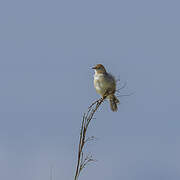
[92,66,96,69]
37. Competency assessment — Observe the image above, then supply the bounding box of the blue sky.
[0,0,180,179]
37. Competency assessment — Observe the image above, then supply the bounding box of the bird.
[92,64,119,112]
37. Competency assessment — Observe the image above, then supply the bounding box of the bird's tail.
[109,94,120,112]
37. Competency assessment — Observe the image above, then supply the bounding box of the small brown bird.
[92,64,119,112]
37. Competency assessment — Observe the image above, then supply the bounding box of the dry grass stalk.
[74,96,106,180]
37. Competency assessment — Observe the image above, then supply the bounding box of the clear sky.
[0,0,180,179]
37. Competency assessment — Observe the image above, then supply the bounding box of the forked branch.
[74,97,105,180]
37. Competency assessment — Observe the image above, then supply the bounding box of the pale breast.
[94,73,116,96]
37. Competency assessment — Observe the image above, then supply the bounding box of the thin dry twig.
[116,80,134,99]
[117,92,134,98]
[116,82,127,92]
[74,96,106,180]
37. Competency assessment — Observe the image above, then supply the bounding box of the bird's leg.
[103,89,112,99]
[88,90,112,109]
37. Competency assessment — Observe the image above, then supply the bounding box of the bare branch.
[116,82,127,92]
[74,96,106,180]
[85,136,97,144]
[116,92,134,98]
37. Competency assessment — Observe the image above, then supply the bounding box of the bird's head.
[92,64,106,74]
